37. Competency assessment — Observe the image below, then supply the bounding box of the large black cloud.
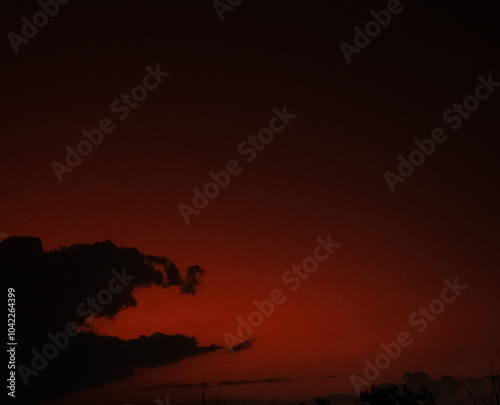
[1,236,221,403]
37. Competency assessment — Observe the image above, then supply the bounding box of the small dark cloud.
[231,340,252,353]
[323,373,360,379]
[219,378,292,386]
[145,382,208,390]
[146,378,292,391]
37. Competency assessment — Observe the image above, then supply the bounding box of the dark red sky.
[1,1,500,404]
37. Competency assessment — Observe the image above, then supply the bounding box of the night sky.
[1,1,500,405]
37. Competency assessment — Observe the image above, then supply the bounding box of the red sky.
[2,1,500,404]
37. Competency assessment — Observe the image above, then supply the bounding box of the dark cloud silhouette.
[145,255,204,294]
[146,378,291,391]
[219,378,292,386]
[231,339,253,353]
[145,382,208,390]
[323,373,358,379]
[1,236,219,403]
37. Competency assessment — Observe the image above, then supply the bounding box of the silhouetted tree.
[314,398,331,405]
[462,356,500,405]
[359,384,436,405]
